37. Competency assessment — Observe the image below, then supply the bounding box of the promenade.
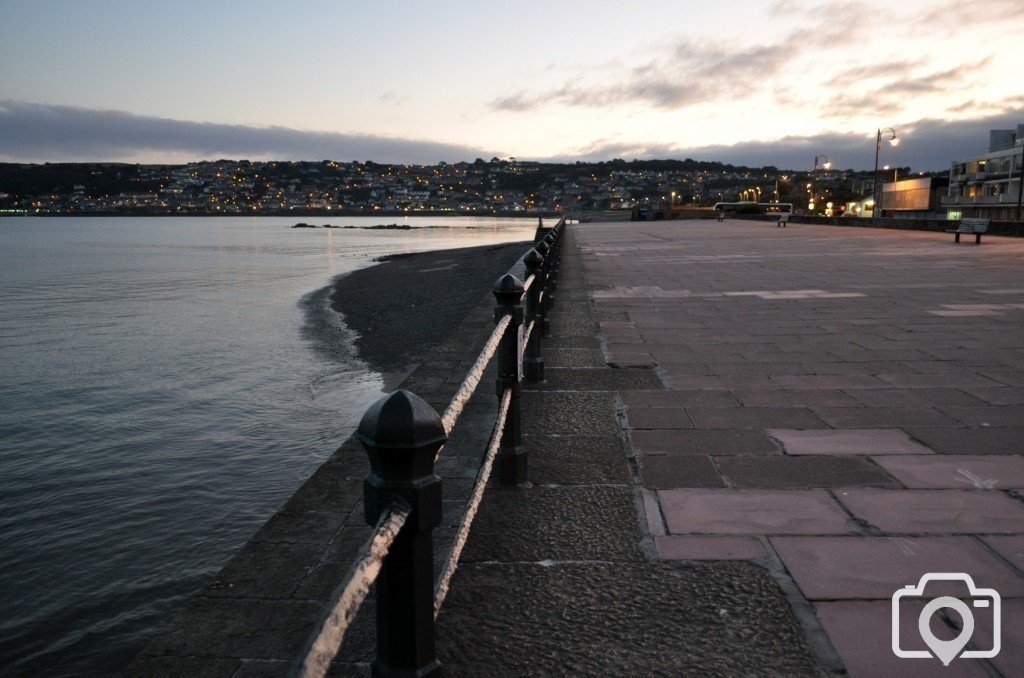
[440,219,1024,676]
[128,219,1024,676]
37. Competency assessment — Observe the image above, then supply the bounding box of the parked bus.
[713,202,793,217]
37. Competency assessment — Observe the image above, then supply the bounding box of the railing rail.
[294,214,565,677]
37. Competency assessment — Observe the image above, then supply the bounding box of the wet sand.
[329,241,530,381]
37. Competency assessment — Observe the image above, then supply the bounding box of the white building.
[942,124,1024,220]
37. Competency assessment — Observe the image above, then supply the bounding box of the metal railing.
[294,215,565,677]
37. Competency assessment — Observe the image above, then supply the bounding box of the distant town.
[0,157,929,218]
[3,123,1021,224]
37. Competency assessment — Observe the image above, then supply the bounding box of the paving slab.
[938,405,1024,427]
[731,388,861,408]
[873,454,1024,489]
[769,428,935,455]
[527,366,664,391]
[771,374,889,390]
[525,434,631,485]
[621,389,740,409]
[637,454,723,488]
[435,562,818,676]
[520,391,619,436]
[460,484,644,563]
[980,534,1024,569]
[630,429,779,455]
[811,407,963,429]
[655,535,768,560]
[771,536,1024,599]
[716,455,899,489]
[687,407,827,430]
[903,426,1024,455]
[659,489,856,535]
[624,406,693,429]
[836,489,1024,534]
[813,601,990,678]
[847,388,990,408]
[968,598,1024,677]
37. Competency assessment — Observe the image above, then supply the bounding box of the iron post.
[492,273,525,484]
[358,390,445,678]
[523,249,545,383]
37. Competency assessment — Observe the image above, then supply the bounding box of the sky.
[1,0,1022,171]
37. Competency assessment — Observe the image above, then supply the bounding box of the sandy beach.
[328,241,531,380]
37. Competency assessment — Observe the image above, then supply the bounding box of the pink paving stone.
[970,598,1024,677]
[814,600,990,678]
[768,428,934,455]
[981,535,1024,569]
[658,489,856,535]
[641,489,665,536]
[929,310,1005,317]
[872,455,1024,490]
[837,489,1024,534]
[771,536,1024,600]
[655,535,767,560]
[771,374,887,390]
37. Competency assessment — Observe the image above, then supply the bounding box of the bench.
[773,213,789,228]
[945,217,989,244]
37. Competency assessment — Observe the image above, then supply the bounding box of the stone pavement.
[577,219,1024,677]
[433,225,823,675]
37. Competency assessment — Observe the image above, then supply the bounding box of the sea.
[0,215,538,676]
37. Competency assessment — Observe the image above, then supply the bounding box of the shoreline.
[326,241,531,383]
[126,237,538,675]
[1,210,559,218]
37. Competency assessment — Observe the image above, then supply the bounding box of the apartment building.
[943,124,1024,220]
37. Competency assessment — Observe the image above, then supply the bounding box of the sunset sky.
[1,0,1022,170]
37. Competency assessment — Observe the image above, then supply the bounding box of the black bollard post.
[522,249,545,383]
[534,241,551,338]
[542,232,558,303]
[358,390,445,678]
[493,273,525,484]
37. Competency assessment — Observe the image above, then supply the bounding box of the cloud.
[825,58,993,117]
[490,1,1020,118]
[545,107,1024,171]
[0,100,496,164]
[491,2,867,113]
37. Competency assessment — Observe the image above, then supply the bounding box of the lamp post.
[775,174,788,202]
[1016,137,1024,220]
[873,127,898,217]
[812,155,831,214]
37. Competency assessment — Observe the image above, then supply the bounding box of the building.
[942,124,1024,220]
[878,176,949,219]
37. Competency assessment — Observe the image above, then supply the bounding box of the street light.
[873,127,898,217]
[775,174,788,202]
[812,155,831,214]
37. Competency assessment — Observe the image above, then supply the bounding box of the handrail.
[295,498,411,678]
[296,214,565,676]
[440,313,511,436]
[433,386,512,615]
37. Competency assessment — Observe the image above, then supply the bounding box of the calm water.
[0,216,536,676]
